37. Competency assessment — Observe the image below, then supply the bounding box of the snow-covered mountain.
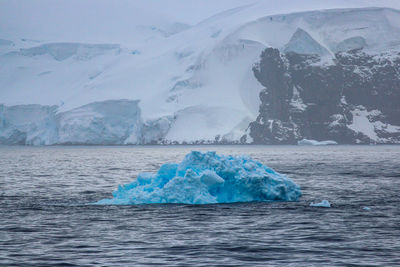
[1,0,400,145]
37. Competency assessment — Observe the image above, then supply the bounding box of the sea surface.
[1,145,399,266]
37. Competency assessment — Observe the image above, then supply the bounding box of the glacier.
[0,100,144,145]
[57,99,142,145]
[0,104,58,145]
[1,2,400,145]
[96,151,301,205]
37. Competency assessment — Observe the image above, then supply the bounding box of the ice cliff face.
[9,43,121,61]
[1,5,400,145]
[57,100,142,145]
[0,104,58,145]
[0,100,144,145]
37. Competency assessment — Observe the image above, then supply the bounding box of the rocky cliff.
[248,47,400,144]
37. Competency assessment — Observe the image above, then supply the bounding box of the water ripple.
[0,145,399,266]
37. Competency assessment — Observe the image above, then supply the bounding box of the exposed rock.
[249,48,400,144]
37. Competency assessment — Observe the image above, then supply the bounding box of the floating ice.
[298,139,338,146]
[363,206,371,211]
[310,200,331,208]
[96,151,301,205]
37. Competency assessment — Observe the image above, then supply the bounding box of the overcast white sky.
[1,0,399,44]
[134,0,258,23]
[0,0,258,42]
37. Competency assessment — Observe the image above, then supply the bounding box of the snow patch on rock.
[348,106,400,143]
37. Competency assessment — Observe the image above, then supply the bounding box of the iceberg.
[310,200,331,208]
[96,151,301,205]
[297,139,338,146]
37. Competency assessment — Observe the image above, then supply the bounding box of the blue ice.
[96,151,301,205]
[310,200,331,208]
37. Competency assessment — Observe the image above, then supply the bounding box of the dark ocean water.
[0,145,399,266]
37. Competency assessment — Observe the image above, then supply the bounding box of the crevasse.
[96,151,301,205]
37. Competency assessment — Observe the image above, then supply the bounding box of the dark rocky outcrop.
[249,48,400,144]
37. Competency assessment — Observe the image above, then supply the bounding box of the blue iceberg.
[96,151,301,205]
[310,200,331,208]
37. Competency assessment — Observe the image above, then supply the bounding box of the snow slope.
[1,1,400,144]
